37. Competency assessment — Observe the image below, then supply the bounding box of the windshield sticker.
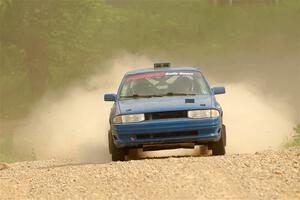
[126,72,195,82]
[165,72,194,76]
[126,72,165,81]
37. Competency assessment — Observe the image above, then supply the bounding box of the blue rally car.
[104,63,226,161]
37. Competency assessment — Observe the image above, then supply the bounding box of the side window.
[196,78,210,95]
[120,81,134,96]
[120,84,128,96]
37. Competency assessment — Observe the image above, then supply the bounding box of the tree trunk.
[24,36,49,97]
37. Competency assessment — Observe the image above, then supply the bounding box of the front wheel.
[108,130,126,161]
[211,125,226,156]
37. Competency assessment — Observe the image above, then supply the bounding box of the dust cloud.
[217,84,295,153]
[13,54,152,163]
[13,54,297,162]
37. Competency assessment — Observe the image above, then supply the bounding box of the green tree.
[0,0,299,118]
[0,0,116,94]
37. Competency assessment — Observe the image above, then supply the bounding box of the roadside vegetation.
[0,0,299,119]
[287,124,300,147]
[0,0,299,162]
[0,133,16,162]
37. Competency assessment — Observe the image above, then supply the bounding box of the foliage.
[0,133,32,162]
[295,124,300,134]
[0,0,299,119]
[288,124,300,147]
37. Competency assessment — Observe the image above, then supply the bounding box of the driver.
[172,76,193,94]
[131,79,151,96]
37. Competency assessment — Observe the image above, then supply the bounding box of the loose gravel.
[0,148,299,200]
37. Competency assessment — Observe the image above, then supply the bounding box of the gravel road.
[0,148,299,200]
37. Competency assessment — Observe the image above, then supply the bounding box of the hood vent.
[185,99,195,103]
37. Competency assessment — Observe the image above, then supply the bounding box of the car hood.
[117,95,213,115]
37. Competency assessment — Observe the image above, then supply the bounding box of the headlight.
[113,114,145,124]
[188,109,220,119]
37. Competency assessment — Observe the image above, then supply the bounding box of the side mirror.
[104,93,117,102]
[212,87,225,95]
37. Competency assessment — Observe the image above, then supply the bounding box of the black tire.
[108,130,126,161]
[222,124,227,147]
[211,125,226,156]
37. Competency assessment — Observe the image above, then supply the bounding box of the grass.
[0,133,17,163]
[286,124,300,147]
[0,133,35,163]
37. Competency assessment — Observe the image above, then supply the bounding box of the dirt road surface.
[0,148,299,200]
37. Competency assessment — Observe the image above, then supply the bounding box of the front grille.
[136,131,198,140]
[145,110,187,120]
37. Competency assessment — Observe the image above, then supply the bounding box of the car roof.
[126,67,200,76]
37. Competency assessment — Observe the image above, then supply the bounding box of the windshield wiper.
[120,93,196,99]
[119,94,159,99]
[162,92,197,96]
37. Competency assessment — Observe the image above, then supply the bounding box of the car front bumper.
[112,117,222,148]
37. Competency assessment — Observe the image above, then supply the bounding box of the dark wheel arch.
[108,129,127,161]
[210,124,226,156]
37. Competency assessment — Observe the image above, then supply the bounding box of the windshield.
[119,71,211,99]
